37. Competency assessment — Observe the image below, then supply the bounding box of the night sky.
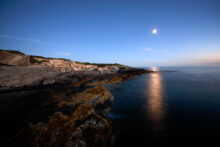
[0,0,220,66]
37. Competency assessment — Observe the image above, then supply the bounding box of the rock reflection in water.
[146,72,165,131]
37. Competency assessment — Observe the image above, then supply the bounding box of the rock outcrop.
[0,49,129,73]
[0,50,30,66]
[11,86,115,147]
[0,49,150,146]
[30,57,99,72]
[0,49,144,88]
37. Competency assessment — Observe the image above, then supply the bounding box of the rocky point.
[0,49,150,147]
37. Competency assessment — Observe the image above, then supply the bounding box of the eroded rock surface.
[0,50,30,66]
[11,86,115,147]
[0,49,150,146]
[0,49,146,89]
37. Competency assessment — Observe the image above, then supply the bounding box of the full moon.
[152,29,158,34]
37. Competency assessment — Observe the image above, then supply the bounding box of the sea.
[106,66,220,146]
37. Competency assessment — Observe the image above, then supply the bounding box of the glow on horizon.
[168,52,220,66]
[150,67,159,71]
[130,51,220,67]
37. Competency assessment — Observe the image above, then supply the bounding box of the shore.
[0,49,151,146]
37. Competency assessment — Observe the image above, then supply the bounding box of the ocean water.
[106,66,220,146]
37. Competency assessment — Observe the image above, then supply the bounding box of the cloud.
[0,34,40,42]
[0,34,55,46]
[161,49,168,52]
[55,52,71,56]
[142,48,152,51]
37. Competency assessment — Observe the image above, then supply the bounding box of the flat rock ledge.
[1,69,150,147]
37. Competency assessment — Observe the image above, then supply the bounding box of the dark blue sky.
[0,0,220,66]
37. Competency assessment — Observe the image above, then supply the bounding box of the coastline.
[0,49,151,146]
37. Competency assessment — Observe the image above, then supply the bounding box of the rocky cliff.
[0,49,150,147]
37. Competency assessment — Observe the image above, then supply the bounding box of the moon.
[152,29,158,34]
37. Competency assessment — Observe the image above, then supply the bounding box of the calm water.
[106,66,220,146]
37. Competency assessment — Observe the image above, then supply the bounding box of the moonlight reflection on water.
[146,72,166,131]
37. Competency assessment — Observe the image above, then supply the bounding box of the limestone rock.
[0,50,30,66]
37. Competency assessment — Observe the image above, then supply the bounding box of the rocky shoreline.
[0,49,151,146]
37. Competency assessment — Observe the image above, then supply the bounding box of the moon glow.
[152,29,158,34]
